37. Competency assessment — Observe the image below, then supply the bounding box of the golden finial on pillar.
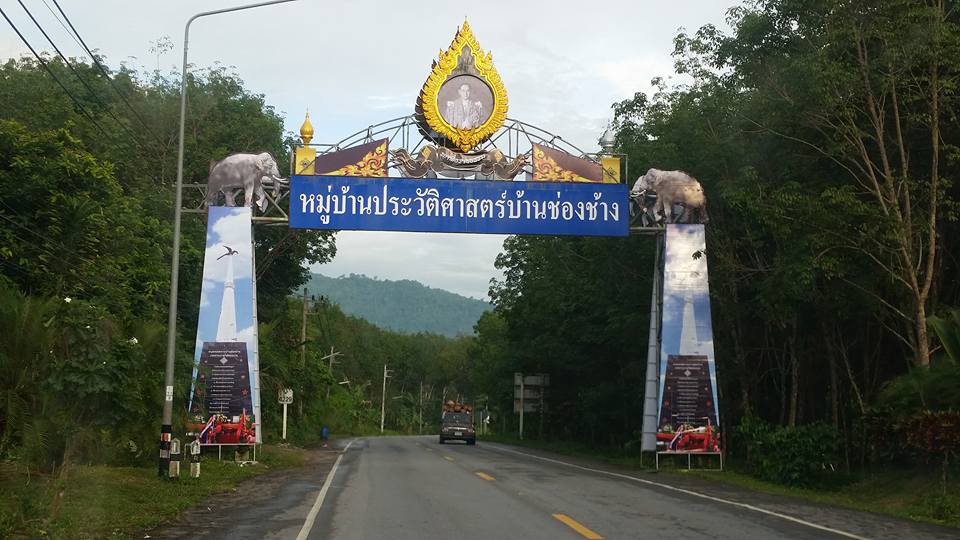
[299,110,314,146]
[294,109,317,175]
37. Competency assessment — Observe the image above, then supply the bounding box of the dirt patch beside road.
[142,446,342,539]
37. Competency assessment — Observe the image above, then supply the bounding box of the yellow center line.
[552,514,603,540]
[443,455,455,462]
[474,471,495,481]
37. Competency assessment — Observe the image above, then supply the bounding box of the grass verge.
[480,434,958,529]
[0,444,308,539]
[678,466,959,529]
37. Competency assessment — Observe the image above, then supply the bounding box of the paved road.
[147,436,959,539]
[303,437,957,540]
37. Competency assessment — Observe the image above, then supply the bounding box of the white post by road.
[282,402,288,440]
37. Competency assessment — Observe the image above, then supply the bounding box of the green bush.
[736,416,842,487]
[880,360,960,413]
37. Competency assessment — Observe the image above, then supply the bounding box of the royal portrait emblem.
[416,21,508,152]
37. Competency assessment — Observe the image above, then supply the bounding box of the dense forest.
[0,49,476,467]
[0,52,336,466]
[462,0,960,491]
[0,0,958,507]
[305,273,491,337]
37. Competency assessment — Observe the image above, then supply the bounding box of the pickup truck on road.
[439,401,476,445]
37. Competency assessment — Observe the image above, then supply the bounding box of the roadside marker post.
[168,438,181,478]
[190,438,201,478]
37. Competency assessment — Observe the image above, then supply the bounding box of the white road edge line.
[484,444,870,540]
[296,439,356,540]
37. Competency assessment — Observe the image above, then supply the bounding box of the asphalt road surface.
[300,437,957,540]
[148,436,959,540]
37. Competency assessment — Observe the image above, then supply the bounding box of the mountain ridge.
[305,273,491,337]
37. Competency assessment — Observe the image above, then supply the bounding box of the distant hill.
[304,273,491,337]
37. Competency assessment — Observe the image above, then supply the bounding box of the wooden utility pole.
[300,288,308,367]
[539,384,544,439]
[418,380,424,434]
[298,288,308,418]
[322,346,342,399]
[519,374,524,440]
[380,364,391,433]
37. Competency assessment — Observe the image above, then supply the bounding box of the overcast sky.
[1,0,735,299]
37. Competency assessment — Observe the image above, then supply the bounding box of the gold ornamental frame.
[418,21,508,152]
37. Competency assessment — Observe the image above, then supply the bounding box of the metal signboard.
[513,372,549,414]
[278,388,293,404]
[289,176,629,237]
[514,373,550,387]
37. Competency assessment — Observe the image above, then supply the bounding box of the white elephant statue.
[631,168,708,224]
[206,152,287,212]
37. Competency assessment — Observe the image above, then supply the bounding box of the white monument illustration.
[678,290,708,357]
[216,245,238,342]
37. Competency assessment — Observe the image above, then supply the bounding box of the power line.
[15,0,148,148]
[0,6,111,139]
[49,0,158,142]
[39,0,83,51]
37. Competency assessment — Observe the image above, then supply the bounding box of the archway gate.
[183,21,720,468]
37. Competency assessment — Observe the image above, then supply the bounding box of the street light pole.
[160,0,299,478]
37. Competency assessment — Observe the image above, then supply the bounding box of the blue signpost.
[289,176,629,237]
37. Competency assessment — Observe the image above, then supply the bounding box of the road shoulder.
[141,444,342,539]
[478,441,959,540]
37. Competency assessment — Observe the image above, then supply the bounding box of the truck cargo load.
[439,400,476,445]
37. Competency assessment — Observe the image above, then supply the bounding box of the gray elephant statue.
[631,168,708,224]
[206,152,287,212]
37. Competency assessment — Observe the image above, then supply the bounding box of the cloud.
[366,94,415,111]
[597,55,677,98]
[664,225,709,291]
[235,324,255,345]
[201,208,254,282]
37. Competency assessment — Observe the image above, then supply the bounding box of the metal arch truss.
[181,181,291,224]
[317,114,598,171]
[182,114,633,226]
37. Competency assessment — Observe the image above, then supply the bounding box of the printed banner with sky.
[188,206,261,445]
[657,224,720,451]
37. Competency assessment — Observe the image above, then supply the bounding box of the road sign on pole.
[279,388,293,440]
[514,373,549,440]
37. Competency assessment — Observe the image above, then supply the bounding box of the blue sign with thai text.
[289,176,629,237]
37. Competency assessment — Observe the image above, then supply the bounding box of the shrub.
[880,360,960,413]
[898,410,960,496]
[736,416,842,487]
